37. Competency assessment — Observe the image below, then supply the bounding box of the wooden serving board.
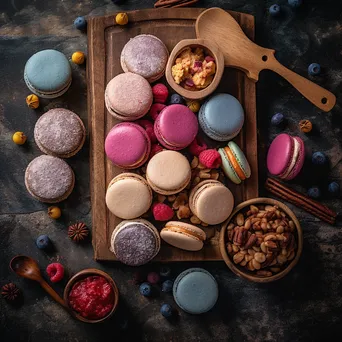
[87,8,258,262]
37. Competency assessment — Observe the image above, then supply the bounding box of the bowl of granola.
[165,39,224,100]
[219,198,303,282]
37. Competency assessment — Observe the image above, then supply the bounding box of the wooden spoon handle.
[39,280,68,308]
[267,54,336,112]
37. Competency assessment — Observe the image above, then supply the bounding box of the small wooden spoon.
[196,8,336,112]
[10,255,67,308]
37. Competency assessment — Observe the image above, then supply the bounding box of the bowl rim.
[63,268,119,323]
[219,197,303,283]
[165,38,224,100]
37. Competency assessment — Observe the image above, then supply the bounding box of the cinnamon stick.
[154,0,198,8]
[265,178,337,225]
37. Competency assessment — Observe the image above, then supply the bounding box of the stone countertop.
[0,0,341,341]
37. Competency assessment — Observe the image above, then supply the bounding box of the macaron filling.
[279,137,300,179]
[223,146,246,180]
[162,226,206,241]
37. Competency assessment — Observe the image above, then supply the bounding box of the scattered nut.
[190,215,201,224]
[210,170,219,180]
[191,156,199,169]
[157,194,166,203]
[192,177,201,187]
[197,162,206,169]
[173,193,188,209]
[201,222,208,227]
[168,195,176,202]
[199,171,211,179]
[236,213,245,226]
[177,205,191,219]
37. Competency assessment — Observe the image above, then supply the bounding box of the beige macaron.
[146,150,191,195]
[189,180,234,225]
[161,221,206,251]
[106,173,152,220]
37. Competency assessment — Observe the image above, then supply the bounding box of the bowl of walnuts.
[219,198,303,282]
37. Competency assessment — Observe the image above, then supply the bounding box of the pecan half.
[243,233,257,249]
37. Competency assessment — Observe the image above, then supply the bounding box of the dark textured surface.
[0,0,341,341]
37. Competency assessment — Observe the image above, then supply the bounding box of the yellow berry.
[26,94,39,109]
[115,13,128,26]
[12,132,27,145]
[48,206,62,219]
[187,100,201,113]
[72,51,85,65]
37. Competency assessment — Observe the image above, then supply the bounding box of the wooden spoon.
[196,8,336,112]
[10,255,67,308]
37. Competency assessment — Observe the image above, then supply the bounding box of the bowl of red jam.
[63,268,119,323]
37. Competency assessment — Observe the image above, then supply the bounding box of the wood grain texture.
[87,8,258,261]
[196,8,336,112]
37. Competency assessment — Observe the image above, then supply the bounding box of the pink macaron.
[154,104,198,150]
[267,133,305,180]
[105,72,153,121]
[105,122,151,169]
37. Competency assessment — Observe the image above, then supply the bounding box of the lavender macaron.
[105,72,153,121]
[110,219,160,266]
[34,108,86,158]
[121,34,169,83]
[25,155,75,203]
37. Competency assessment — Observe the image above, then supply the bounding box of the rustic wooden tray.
[87,8,258,262]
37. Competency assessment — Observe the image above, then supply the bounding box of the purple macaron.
[110,219,160,266]
[154,104,198,150]
[267,133,305,180]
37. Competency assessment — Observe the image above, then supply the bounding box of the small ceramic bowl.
[219,198,303,283]
[63,268,119,323]
[165,39,224,100]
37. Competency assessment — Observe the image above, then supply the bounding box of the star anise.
[1,283,21,301]
[68,222,89,242]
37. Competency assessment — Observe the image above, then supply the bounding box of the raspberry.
[150,144,163,159]
[137,119,157,143]
[152,203,174,221]
[188,137,207,156]
[46,263,64,283]
[149,103,166,121]
[199,149,222,168]
[152,83,168,104]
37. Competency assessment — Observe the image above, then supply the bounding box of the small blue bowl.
[198,93,244,141]
[173,268,218,314]
[24,49,72,98]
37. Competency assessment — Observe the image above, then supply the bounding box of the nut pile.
[226,204,297,277]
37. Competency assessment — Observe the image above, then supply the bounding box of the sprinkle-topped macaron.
[105,122,151,169]
[110,219,160,266]
[154,104,198,150]
[25,155,75,203]
[146,150,191,195]
[199,93,244,141]
[24,50,72,98]
[105,73,153,121]
[34,108,86,158]
[121,35,169,83]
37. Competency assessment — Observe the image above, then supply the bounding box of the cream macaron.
[106,173,153,219]
[146,150,191,195]
[189,180,234,225]
[161,221,206,251]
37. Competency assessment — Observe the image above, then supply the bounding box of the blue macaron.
[24,50,72,98]
[198,93,244,141]
[173,268,218,314]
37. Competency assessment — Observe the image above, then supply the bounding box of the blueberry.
[160,266,171,278]
[139,282,152,297]
[36,235,51,250]
[170,94,184,105]
[312,152,327,165]
[308,63,321,76]
[161,279,174,293]
[288,0,302,8]
[74,16,87,31]
[328,182,340,196]
[271,113,285,127]
[269,4,281,16]
[160,303,173,318]
[307,187,321,199]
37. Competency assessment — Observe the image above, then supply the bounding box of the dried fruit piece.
[1,283,21,301]
[68,222,89,242]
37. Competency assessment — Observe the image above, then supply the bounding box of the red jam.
[68,276,114,320]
